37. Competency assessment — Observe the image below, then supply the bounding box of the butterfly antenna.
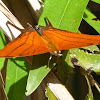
[26,23,35,32]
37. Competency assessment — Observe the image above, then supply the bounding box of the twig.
[0,72,8,100]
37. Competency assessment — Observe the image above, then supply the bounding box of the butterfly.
[0,19,100,57]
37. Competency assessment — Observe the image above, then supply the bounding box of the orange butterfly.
[0,20,100,57]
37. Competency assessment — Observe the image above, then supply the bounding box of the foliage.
[0,0,100,100]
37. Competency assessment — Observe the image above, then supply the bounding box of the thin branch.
[0,72,8,100]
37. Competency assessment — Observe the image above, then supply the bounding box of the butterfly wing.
[0,31,51,57]
[42,28,100,51]
[1,25,100,57]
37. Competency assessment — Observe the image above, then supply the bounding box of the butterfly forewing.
[0,31,50,57]
[42,28,100,51]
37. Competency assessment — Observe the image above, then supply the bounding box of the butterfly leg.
[6,21,24,39]
[48,51,63,67]
[6,21,24,32]
[47,55,53,67]
[6,21,35,33]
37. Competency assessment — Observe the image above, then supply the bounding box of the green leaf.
[83,45,99,52]
[45,87,57,100]
[0,29,6,70]
[39,0,89,32]
[5,57,30,100]
[91,0,100,4]
[26,53,56,96]
[70,49,100,74]
[83,8,100,33]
